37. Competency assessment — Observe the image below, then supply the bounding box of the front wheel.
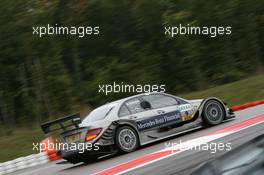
[115,126,139,153]
[202,100,225,125]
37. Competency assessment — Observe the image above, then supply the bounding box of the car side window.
[142,94,178,109]
[125,98,145,114]
[119,104,130,117]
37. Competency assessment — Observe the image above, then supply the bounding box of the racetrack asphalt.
[10,104,264,175]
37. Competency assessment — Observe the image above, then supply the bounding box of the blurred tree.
[0,0,263,130]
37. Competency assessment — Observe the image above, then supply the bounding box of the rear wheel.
[202,100,225,125]
[115,126,139,153]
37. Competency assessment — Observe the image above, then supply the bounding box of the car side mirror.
[140,101,151,109]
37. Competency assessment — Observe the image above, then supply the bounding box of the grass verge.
[0,128,43,163]
[181,74,264,106]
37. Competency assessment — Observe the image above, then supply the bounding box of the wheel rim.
[118,128,137,151]
[205,102,223,121]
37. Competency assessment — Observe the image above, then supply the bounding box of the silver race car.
[41,92,235,163]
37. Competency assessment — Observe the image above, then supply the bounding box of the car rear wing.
[41,113,82,135]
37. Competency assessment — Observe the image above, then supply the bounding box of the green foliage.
[0,0,263,129]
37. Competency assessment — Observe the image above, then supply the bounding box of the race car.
[41,92,235,163]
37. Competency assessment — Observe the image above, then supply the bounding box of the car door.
[118,97,157,131]
[141,94,184,127]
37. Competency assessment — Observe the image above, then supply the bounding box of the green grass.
[0,128,43,163]
[181,74,264,106]
[0,74,263,162]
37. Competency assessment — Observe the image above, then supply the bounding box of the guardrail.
[0,152,49,175]
[0,137,60,175]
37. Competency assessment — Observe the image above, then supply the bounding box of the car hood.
[188,99,204,109]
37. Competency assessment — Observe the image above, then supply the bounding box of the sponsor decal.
[137,111,181,131]
[178,104,192,111]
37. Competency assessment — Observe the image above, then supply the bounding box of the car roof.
[103,92,170,106]
[85,92,188,122]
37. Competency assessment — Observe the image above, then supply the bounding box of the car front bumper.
[226,108,236,120]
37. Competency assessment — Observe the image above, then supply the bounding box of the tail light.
[85,128,102,141]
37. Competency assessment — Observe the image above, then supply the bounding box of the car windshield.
[82,104,115,123]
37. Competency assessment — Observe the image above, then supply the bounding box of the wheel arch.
[197,97,228,119]
[114,120,141,146]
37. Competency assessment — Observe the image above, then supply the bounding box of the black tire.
[201,100,225,125]
[115,126,139,153]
